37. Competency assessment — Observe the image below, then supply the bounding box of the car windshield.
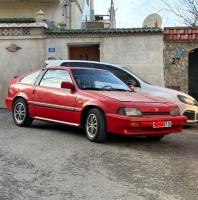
[71,69,131,92]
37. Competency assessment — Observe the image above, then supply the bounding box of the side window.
[93,64,140,87]
[20,70,41,85]
[40,69,72,89]
[68,62,92,68]
[93,63,104,70]
[60,62,69,67]
[61,62,92,68]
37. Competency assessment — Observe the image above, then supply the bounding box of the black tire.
[12,98,33,127]
[146,135,165,141]
[85,108,107,143]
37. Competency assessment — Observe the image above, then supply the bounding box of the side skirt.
[34,116,80,127]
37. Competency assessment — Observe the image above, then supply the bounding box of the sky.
[94,0,182,28]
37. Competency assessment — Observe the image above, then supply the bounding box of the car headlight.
[177,95,197,106]
[118,108,142,117]
[170,107,181,116]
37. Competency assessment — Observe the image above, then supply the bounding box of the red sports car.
[5,67,186,142]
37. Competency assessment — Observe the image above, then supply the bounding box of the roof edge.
[46,28,162,35]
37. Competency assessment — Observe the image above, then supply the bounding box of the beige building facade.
[0,26,164,107]
[0,0,91,29]
[46,29,164,86]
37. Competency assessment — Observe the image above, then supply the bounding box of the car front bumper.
[106,114,187,136]
[181,106,198,124]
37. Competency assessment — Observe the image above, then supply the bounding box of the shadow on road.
[30,120,198,154]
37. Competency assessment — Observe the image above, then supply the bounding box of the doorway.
[69,44,100,61]
[189,48,198,100]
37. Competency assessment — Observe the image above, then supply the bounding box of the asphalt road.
[0,109,198,200]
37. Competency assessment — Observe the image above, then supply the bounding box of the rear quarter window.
[19,70,41,85]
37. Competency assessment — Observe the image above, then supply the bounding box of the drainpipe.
[69,0,72,28]
[90,0,94,21]
[64,0,72,29]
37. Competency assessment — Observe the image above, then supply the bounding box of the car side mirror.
[61,81,74,90]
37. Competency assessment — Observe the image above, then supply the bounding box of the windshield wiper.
[111,88,131,92]
[81,88,104,91]
[81,88,131,92]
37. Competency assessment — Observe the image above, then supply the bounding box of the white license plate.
[153,121,172,128]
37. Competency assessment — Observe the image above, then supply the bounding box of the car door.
[32,69,79,124]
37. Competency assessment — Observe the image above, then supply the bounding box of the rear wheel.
[12,98,33,127]
[146,135,164,141]
[85,108,107,143]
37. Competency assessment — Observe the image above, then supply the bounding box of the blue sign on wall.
[48,48,56,53]
[176,50,184,57]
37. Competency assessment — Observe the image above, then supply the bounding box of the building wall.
[0,0,88,29]
[164,42,198,93]
[0,1,64,25]
[0,28,164,107]
[46,33,164,86]
[164,27,198,93]
[0,26,46,107]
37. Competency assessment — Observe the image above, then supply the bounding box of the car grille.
[143,112,170,116]
[183,111,195,120]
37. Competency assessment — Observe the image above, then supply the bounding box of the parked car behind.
[46,60,198,124]
[6,67,186,142]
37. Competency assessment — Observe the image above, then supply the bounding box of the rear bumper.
[106,114,187,136]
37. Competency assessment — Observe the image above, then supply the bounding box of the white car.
[46,60,198,124]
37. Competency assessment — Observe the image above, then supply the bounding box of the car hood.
[87,91,169,103]
[145,84,196,101]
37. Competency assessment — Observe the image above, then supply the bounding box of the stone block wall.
[164,27,198,93]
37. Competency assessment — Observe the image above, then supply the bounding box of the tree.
[160,0,198,26]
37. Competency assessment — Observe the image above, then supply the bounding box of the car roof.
[46,59,107,65]
[45,60,127,70]
[45,60,143,83]
[45,66,108,72]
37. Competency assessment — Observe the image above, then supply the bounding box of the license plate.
[153,121,172,128]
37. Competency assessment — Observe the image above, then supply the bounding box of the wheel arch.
[80,105,106,128]
[12,94,28,108]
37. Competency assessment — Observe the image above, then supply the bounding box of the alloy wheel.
[86,113,98,139]
[14,102,26,124]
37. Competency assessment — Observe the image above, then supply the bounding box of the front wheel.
[12,98,33,127]
[85,108,107,143]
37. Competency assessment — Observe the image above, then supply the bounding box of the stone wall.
[164,27,198,93]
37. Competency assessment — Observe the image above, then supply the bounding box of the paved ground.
[0,109,198,200]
